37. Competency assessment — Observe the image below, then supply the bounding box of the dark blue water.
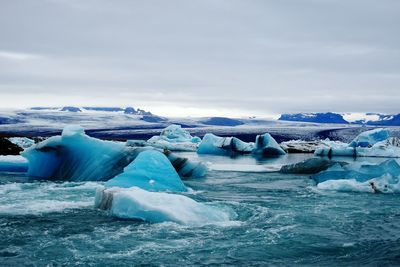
[1,153,400,266]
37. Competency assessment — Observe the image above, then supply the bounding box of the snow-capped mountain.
[279,112,400,126]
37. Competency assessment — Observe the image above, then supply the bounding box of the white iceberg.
[146,124,201,152]
[95,187,232,225]
[105,150,187,192]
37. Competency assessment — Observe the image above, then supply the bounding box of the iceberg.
[252,133,286,156]
[0,155,29,172]
[146,124,201,151]
[197,133,254,156]
[22,125,139,181]
[163,150,207,178]
[280,158,346,174]
[317,174,400,193]
[312,159,400,184]
[105,150,187,192]
[315,129,400,158]
[349,128,390,148]
[95,187,231,225]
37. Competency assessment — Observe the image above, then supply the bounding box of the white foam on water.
[0,181,103,215]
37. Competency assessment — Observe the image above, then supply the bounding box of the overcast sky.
[0,0,399,117]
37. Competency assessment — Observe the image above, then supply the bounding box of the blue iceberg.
[312,159,400,184]
[349,128,390,148]
[252,133,286,156]
[315,128,400,158]
[197,133,254,156]
[106,150,187,192]
[22,125,138,181]
[95,187,232,225]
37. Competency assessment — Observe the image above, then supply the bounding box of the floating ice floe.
[197,133,254,156]
[280,158,346,174]
[197,133,285,157]
[0,155,28,172]
[315,128,400,158]
[312,159,400,184]
[106,150,187,192]
[280,140,322,153]
[95,187,232,225]
[145,124,201,151]
[252,133,286,156]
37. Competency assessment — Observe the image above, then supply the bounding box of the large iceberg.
[315,128,400,158]
[163,150,207,178]
[106,150,187,192]
[22,125,139,181]
[312,159,400,184]
[313,159,400,193]
[197,133,285,157]
[349,128,390,148]
[146,124,201,151]
[95,187,232,225]
[197,133,254,156]
[252,133,286,156]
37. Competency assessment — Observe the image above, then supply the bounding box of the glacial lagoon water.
[1,153,400,266]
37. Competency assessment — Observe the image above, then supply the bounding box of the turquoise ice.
[106,150,187,192]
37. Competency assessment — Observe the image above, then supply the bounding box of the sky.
[0,0,399,118]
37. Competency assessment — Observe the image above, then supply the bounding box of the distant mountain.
[200,117,244,126]
[279,112,400,126]
[279,113,348,124]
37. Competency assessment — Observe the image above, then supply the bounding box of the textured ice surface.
[280,158,344,174]
[163,150,207,178]
[0,155,28,172]
[317,174,400,193]
[106,150,187,192]
[312,159,400,184]
[197,133,254,155]
[252,133,286,156]
[7,137,35,149]
[349,128,390,148]
[22,125,139,181]
[146,124,200,151]
[315,129,400,158]
[95,187,232,225]
[280,140,322,153]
